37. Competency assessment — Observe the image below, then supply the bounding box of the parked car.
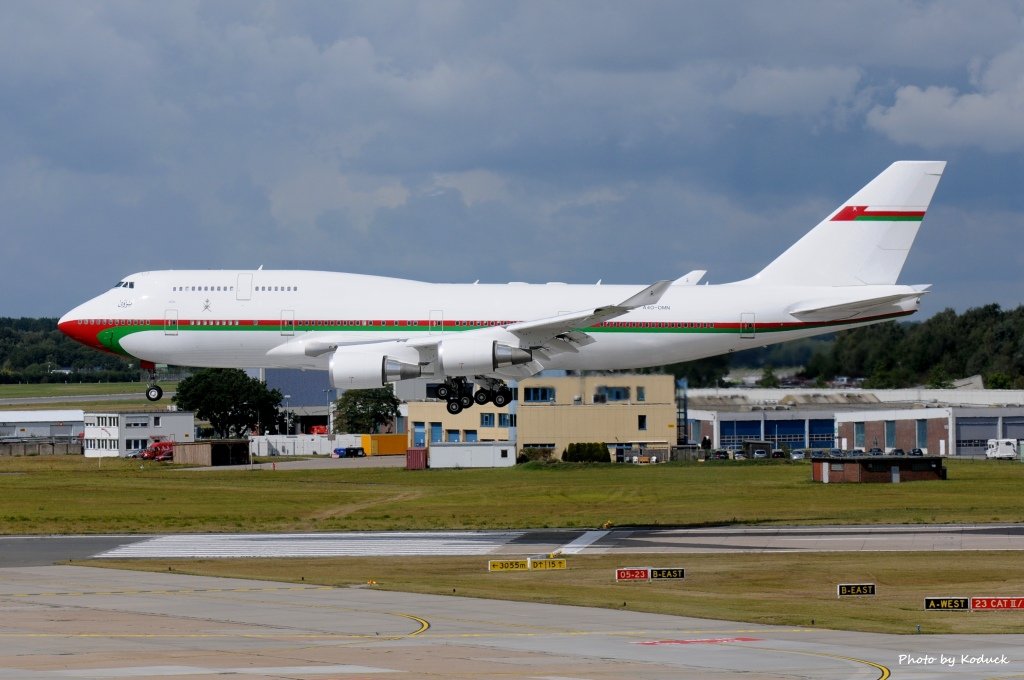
[333,446,366,458]
[770,449,786,459]
[909,448,924,456]
[789,450,805,460]
[868,447,884,456]
[891,448,906,456]
[712,450,729,460]
[733,452,748,460]
[829,449,845,458]
[752,449,768,459]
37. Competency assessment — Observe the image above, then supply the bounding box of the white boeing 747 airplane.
[60,161,945,413]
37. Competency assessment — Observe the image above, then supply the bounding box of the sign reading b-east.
[924,597,970,610]
[650,567,685,580]
[837,583,876,597]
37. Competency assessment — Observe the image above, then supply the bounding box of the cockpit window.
[113,281,135,289]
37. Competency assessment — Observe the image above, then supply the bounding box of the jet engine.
[329,347,421,389]
[438,336,533,375]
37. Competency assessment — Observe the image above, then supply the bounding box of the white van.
[985,439,1018,460]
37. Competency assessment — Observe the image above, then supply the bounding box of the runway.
[1,565,1021,679]
[2,523,1019,564]
[2,526,1022,678]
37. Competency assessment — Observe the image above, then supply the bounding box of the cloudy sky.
[3,0,1024,318]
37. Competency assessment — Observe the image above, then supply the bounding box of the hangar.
[0,410,83,440]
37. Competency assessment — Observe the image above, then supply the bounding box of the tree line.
[5,304,1023,389]
[0,317,137,383]
[658,303,1024,389]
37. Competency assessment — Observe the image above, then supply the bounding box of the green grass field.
[7,455,1024,634]
[86,551,1024,635]
[0,381,176,411]
[2,456,1023,534]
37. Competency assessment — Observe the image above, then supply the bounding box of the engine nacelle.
[438,337,532,375]
[329,347,421,389]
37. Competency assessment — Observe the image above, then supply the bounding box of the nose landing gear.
[141,361,163,401]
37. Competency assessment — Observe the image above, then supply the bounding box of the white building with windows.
[83,409,195,458]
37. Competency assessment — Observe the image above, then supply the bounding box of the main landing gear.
[142,361,163,401]
[436,377,513,414]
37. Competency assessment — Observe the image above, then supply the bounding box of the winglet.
[617,279,672,309]
[673,270,706,286]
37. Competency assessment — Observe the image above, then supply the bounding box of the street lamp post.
[284,395,291,435]
[323,388,336,434]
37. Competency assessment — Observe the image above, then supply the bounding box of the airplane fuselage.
[59,269,919,373]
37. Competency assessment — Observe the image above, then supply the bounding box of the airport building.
[0,410,84,440]
[83,409,195,458]
[684,388,1024,457]
[406,374,676,459]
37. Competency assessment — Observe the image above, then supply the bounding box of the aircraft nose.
[58,311,102,350]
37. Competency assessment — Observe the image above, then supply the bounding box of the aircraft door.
[281,309,295,336]
[740,312,755,339]
[236,274,252,301]
[164,309,178,336]
[429,309,444,335]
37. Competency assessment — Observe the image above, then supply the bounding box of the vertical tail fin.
[746,161,946,286]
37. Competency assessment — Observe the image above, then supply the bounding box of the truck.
[985,439,1019,460]
[140,440,175,461]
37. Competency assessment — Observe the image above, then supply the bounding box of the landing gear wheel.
[146,385,163,402]
[436,384,451,400]
[446,399,463,415]
[492,389,512,408]
[459,394,473,409]
[474,389,492,405]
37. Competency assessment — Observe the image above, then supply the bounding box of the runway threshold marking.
[3,585,333,598]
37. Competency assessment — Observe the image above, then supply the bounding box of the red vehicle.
[140,441,175,460]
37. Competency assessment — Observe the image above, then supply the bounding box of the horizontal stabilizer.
[788,288,929,322]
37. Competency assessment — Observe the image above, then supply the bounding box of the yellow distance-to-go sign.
[487,558,568,572]
[488,559,529,572]
[529,558,567,570]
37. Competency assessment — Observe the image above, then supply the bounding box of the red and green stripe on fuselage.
[59,308,916,359]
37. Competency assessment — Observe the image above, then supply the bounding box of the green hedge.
[563,442,611,463]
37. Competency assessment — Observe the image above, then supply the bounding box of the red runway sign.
[615,567,651,582]
[971,597,1024,610]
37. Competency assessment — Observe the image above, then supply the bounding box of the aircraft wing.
[788,287,929,322]
[504,279,673,353]
[268,279,672,373]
